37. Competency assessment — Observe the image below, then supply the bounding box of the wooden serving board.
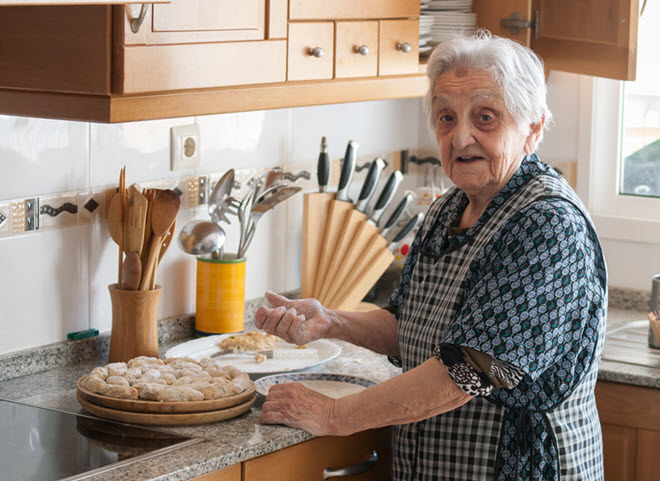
[77,375,256,414]
[77,392,256,426]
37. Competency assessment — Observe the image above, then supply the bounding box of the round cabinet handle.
[322,450,378,479]
[354,45,370,56]
[308,47,324,58]
[397,42,412,53]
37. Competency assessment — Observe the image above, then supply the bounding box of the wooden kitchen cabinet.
[243,428,392,481]
[189,428,391,481]
[472,0,639,81]
[335,22,380,79]
[595,381,660,481]
[0,0,640,122]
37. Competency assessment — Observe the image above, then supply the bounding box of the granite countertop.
[0,324,401,481]
[0,301,658,480]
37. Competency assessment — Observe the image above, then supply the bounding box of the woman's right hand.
[254,291,333,345]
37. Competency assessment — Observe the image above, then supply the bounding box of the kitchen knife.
[389,213,424,248]
[354,158,386,212]
[380,192,414,238]
[317,136,329,193]
[312,140,359,298]
[301,137,335,298]
[368,170,403,225]
[335,140,358,201]
[318,158,385,303]
[213,348,318,359]
[323,169,402,307]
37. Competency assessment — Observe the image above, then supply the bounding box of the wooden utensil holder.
[108,284,161,362]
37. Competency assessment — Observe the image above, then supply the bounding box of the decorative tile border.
[0,167,313,239]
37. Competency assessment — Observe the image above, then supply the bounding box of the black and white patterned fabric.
[388,154,607,481]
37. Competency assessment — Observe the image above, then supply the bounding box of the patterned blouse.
[387,154,607,481]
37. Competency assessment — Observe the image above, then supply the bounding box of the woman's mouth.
[456,155,484,163]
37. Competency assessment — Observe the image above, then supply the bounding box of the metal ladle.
[178,220,226,257]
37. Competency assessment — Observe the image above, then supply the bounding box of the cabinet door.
[473,0,639,81]
[288,22,334,81]
[243,429,392,481]
[601,423,637,481]
[335,21,379,79]
[379,20,419,75]
[121,1,270,45]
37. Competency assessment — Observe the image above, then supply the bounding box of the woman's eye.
[479,113,493,122]
[439,114,453,123]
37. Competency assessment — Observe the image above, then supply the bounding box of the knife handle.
[390,212,424,246]
[370,170,403,225]
[380,192,414,237]
[355,158,385,212]
[317,136,329,193]
[336,140,358,202]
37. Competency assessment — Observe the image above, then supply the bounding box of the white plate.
[254,372,377,398]
[164,334,341,375]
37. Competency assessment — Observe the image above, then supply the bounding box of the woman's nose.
[451,120,476,150]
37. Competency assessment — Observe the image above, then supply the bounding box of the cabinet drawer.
[379,20,419,75]
[290,0,419,20]
[288,22,334,81]
[243,429,392,481]
[335,21,379,79]
[118,40,286,93]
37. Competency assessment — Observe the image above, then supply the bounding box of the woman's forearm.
[330,357,472,436]
[326,308,400,356]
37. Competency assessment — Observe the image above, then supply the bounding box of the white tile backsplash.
[0,115,89,198]
[0,99,427,355]
[0,226,90,354]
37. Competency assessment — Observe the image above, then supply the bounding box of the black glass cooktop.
[0,399,199,481]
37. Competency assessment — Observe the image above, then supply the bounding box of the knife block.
[108,284,161,362]
[302,200,394,311]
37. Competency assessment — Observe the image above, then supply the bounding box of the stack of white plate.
[426,0,472,12]
[422,0,475,46]
[419,14,434,54]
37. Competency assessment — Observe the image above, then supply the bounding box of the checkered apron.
[392,173,605,481]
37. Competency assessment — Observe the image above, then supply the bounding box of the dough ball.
[83,375,106,392]
[156,386,205,402]
[97,383,138,400]
[106,376,130,387]
[106,362,128,377]
[90,367,108,380]
[134,382,168,401]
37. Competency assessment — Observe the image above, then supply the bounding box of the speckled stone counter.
[0,322,400,481]
[0,290,658,480]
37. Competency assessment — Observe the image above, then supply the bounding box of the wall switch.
[170,124,200,170]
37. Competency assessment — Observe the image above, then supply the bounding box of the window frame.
[577,75,660,244]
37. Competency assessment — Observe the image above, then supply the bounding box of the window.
[580,1,660,243]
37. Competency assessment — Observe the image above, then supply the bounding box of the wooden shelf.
[0,1,169,5]
[0,73,427,122]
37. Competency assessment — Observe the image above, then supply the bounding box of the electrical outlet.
[170,124,200,171]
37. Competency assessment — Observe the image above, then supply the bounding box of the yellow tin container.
[195,255,246,335]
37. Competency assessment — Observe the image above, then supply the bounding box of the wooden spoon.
[121,251,142,290]
[107,192,124,284]
[139,189,180,290]
[150,219,177,290]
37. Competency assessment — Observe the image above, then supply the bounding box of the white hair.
[424,30,552,141]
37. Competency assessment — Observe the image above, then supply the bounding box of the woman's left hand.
[259,383,341,436]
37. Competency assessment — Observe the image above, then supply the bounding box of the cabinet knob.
[308,47,324,58]
[397,42,412,53]
[354,45,370,56]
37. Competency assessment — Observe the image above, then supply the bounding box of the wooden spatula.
[121,251,142,291]
[125,184,148,255]
[139,189,180,291]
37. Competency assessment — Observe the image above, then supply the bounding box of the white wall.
[0,99,426,355]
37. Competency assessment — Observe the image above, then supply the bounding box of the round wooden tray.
[76,375,255,414]
[77,391,256,426]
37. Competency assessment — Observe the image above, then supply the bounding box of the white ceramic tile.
[196,109,291,172]
[289,99,423,171]
[89,117,195,189]
[0,115,89,200]
[0,226,90,355]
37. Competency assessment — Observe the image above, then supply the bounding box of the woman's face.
[431,68,540,201]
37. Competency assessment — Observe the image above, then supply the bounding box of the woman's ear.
[524,118,545,154]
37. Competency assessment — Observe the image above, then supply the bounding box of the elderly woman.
[256,31,607,481]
